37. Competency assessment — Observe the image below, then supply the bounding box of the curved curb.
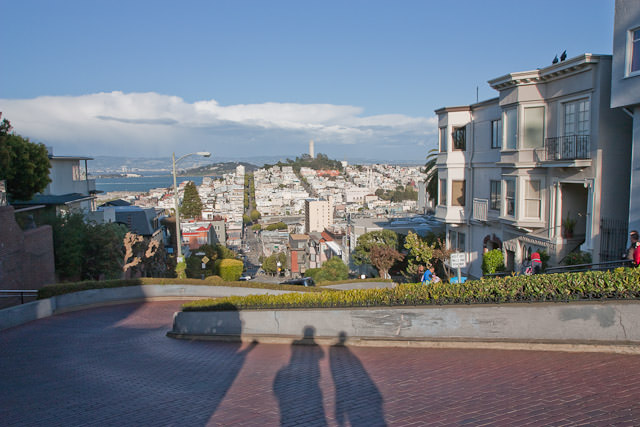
[169,302,640,354]
[0,285,297,331]
[166,332,640,355]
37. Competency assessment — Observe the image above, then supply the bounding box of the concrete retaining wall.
[0,285,292,331]
[170,302,640,345]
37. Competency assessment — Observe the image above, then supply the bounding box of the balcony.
[472,198,488,222]
[542,135,591,167]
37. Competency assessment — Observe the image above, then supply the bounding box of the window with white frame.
[523,106,544,148]
[490,180,501,211]
[491,119,502,149]
[524,179,541,218]
[439,179,447,206]
[504,108,517,150]
[564,99,590,136]
[439,127,447,152]
[629,27,640,75]
[451,180,465,207]
[504,179,515,217]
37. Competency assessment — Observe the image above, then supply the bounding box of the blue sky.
[0,0,615,162]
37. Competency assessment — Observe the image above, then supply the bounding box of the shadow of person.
[330,332,386,426]
[273,326,327,426]
[64,304,257,425]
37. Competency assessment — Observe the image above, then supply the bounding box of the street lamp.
[173,151,211,272]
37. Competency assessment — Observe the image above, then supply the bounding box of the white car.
[238,275,252,281]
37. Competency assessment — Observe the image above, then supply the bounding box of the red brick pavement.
[1,301,640,426]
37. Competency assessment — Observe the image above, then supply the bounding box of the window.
[452,127,466,151]
[439,179,447,206]
[504,109,517,150]
[564,100,590,136]
[449,230,466,251]
[439,127,447,152]
[72,164,85,181]
[451,180,465,207]
[491,119,502,149]
[505,179,515,217]
[490,180,501,211]
[523,107,544,148]
[524,180,541,218]
[629,28,640,75]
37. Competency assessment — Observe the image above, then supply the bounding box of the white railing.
[473,198,488,222]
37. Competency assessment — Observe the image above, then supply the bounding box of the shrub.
[218,259,244,281]
[37,276,328,299]
[304,268,322,281]
[482,249,505,275]
[182,267,640,311]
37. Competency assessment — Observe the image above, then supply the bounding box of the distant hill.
[183,161,260,176]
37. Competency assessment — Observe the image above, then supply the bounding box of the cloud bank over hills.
[0,92,437,161]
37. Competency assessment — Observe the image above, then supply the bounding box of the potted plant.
[563,216,576,238]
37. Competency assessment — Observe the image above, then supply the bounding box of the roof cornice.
[488,54,606,90]
[434,105,471,115]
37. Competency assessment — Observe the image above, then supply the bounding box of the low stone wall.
[169,302,640,347]
[0,285,293,331]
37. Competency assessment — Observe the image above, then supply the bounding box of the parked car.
[280,277,315,287]
[238,275,252,281]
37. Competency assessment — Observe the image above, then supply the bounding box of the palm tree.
[424,148,438,203]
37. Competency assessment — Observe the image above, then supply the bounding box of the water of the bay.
[95,175,205,193]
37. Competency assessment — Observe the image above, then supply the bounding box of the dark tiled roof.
[13,193,92,205]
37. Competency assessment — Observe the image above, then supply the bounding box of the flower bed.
[182,268,640,311]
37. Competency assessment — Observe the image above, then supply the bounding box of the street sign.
[450,252,466,268]
[201,256,210,264]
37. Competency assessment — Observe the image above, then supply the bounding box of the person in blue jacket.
[421,266,435,284]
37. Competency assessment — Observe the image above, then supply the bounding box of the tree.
[185,244,219,278]
[352,230,399,266]
[0,113,51,202]
[424,148,438,203]
[250,209,261,222]
[180,181,202,219]
[403,231,436,281]
[262,252,287,274]
[266,221,287,231]
[45,213,127,281]
[369,245,404,279]
[315,256,349,282]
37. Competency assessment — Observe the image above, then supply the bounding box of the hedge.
[218,259,244,281]
[37,276,329,299]
[182,267,640,311]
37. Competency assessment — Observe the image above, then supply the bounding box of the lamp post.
[173,151,211,273]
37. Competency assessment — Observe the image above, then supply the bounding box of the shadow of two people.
[273,327,386,427]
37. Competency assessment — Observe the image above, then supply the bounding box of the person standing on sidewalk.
[628,231,640,266]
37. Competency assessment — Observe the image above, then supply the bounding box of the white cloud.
[0,92,437,161]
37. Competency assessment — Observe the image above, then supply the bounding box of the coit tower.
[309,139,315,158]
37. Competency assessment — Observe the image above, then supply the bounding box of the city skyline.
[0,0,614,161]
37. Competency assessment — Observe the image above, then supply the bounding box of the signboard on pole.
[450,252,466,268]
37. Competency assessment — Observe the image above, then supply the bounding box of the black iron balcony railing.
[545,135,590,161]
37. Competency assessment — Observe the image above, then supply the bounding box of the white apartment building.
[611,0,640,237]
[435,54,632,277]
[305,199,333,233]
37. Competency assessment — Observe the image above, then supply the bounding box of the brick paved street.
[1,301,640,426]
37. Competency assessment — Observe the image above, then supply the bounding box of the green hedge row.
[315,278,394,287]
[182,267,640,311]
[37,276,329,299]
